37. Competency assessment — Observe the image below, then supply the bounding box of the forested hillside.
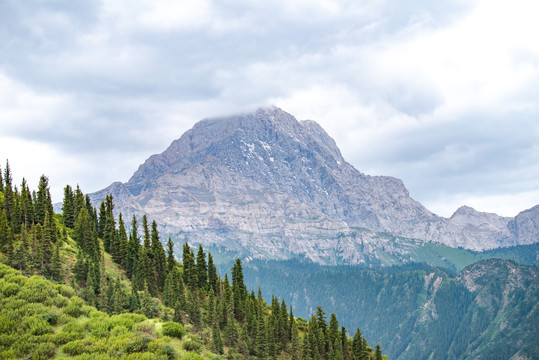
[243,259,539,360]
[0,161,385,360]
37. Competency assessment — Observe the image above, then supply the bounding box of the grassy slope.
[0,262,222,360]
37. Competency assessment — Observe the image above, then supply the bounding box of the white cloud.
[0,0,538,216]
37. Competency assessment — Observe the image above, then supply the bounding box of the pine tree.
[291,319,300,360]
[151,220,166,292]
[207,252,218,293]
[256,315,268,359]
[74,207,97,258]
[0,210,11,253]
[166,237,175,273]
[20,178,34,227]
[62,185,75,228]
[73,185,85,223]
[328,312,340,350]
[35,175,53,225]
[3,161,14,223]
[126,215,140,279]
[97,201,107,238]
[83,270,97,306]
[117,213,128,267]
[0,163,3,192]
[352,328,364,360]
[49,240,62,281]
[374,344,383,360]
[196,244,208,291]
[182,243,197,288]
[11,228,28,272]
[212,320,224,354]
[73,250,87,286]
[142,215,150,250]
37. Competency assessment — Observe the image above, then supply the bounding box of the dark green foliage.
[196,245,208,291]
[161,321,185,339]
[62,185,75,228]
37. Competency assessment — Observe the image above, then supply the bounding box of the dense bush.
[125,336,152,354]
[32,342,56,360]
[181,352,205,360]
[182,334,203,352]
[63,296,85,317]
[161,321,185,339]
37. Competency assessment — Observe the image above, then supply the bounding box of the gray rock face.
[90,107,539,262]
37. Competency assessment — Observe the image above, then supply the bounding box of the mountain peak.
[90,108,538,262]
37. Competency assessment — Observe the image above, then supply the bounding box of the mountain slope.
[90,107,538,261]
[243,258,539,360]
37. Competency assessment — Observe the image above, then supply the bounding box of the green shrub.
[42,312,59,325]
[81,305,94,317]
[63,296,85,317]
[0,315,16,335]
[181,352,204,360]
[74,354,114,360]
[161,322,185,339]
[55,284,75,298]
[0,334,16,347]
[18,276,58,303]
[107,335,131,357]
[0,349,16,359]
[62,319,86,333]
[58,313,76,325]
[32,341,56,360]
[156,344,177,360]
[125,336,152,354]
[87,317,111,338]
[110,325,129,337]
[53,294,69,308]
[62,339,91,356]
[109,313,146,330]
[53,331,84,345]
[0,265,19,279]
[5,275,27,286]
[182,335,203,352]
[120,352,160,360]
[22,316,52,336]
[0,280,20,297]
[133,321,156,337]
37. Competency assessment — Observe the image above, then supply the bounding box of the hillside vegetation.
[0,161,385,360]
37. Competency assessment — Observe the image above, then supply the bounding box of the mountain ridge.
[89,107,539,262]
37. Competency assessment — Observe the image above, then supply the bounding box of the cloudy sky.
[1,0,538,217]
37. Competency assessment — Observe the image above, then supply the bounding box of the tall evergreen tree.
[49,240,62,281]
[35,175,53,225]
[116,213,128,267]
[151,220,166,292]
[166,237,175,273]
[196,244,208,291]
[374,344,383,360]
[126,215,140,279]
[73,185,85,223]
[20,179,34,227]
[207,252,218,293]
[97,201,107,239]
[142,215,150,250]
[3,161,14,223]
[182,243,197,288]
[62,185,75,228]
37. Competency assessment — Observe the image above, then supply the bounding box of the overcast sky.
[1,0,538,217]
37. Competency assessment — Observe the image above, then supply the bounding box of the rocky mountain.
[243,258,539,360]
[90,107,538,263]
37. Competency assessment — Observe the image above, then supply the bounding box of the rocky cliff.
[90,107,538,262]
